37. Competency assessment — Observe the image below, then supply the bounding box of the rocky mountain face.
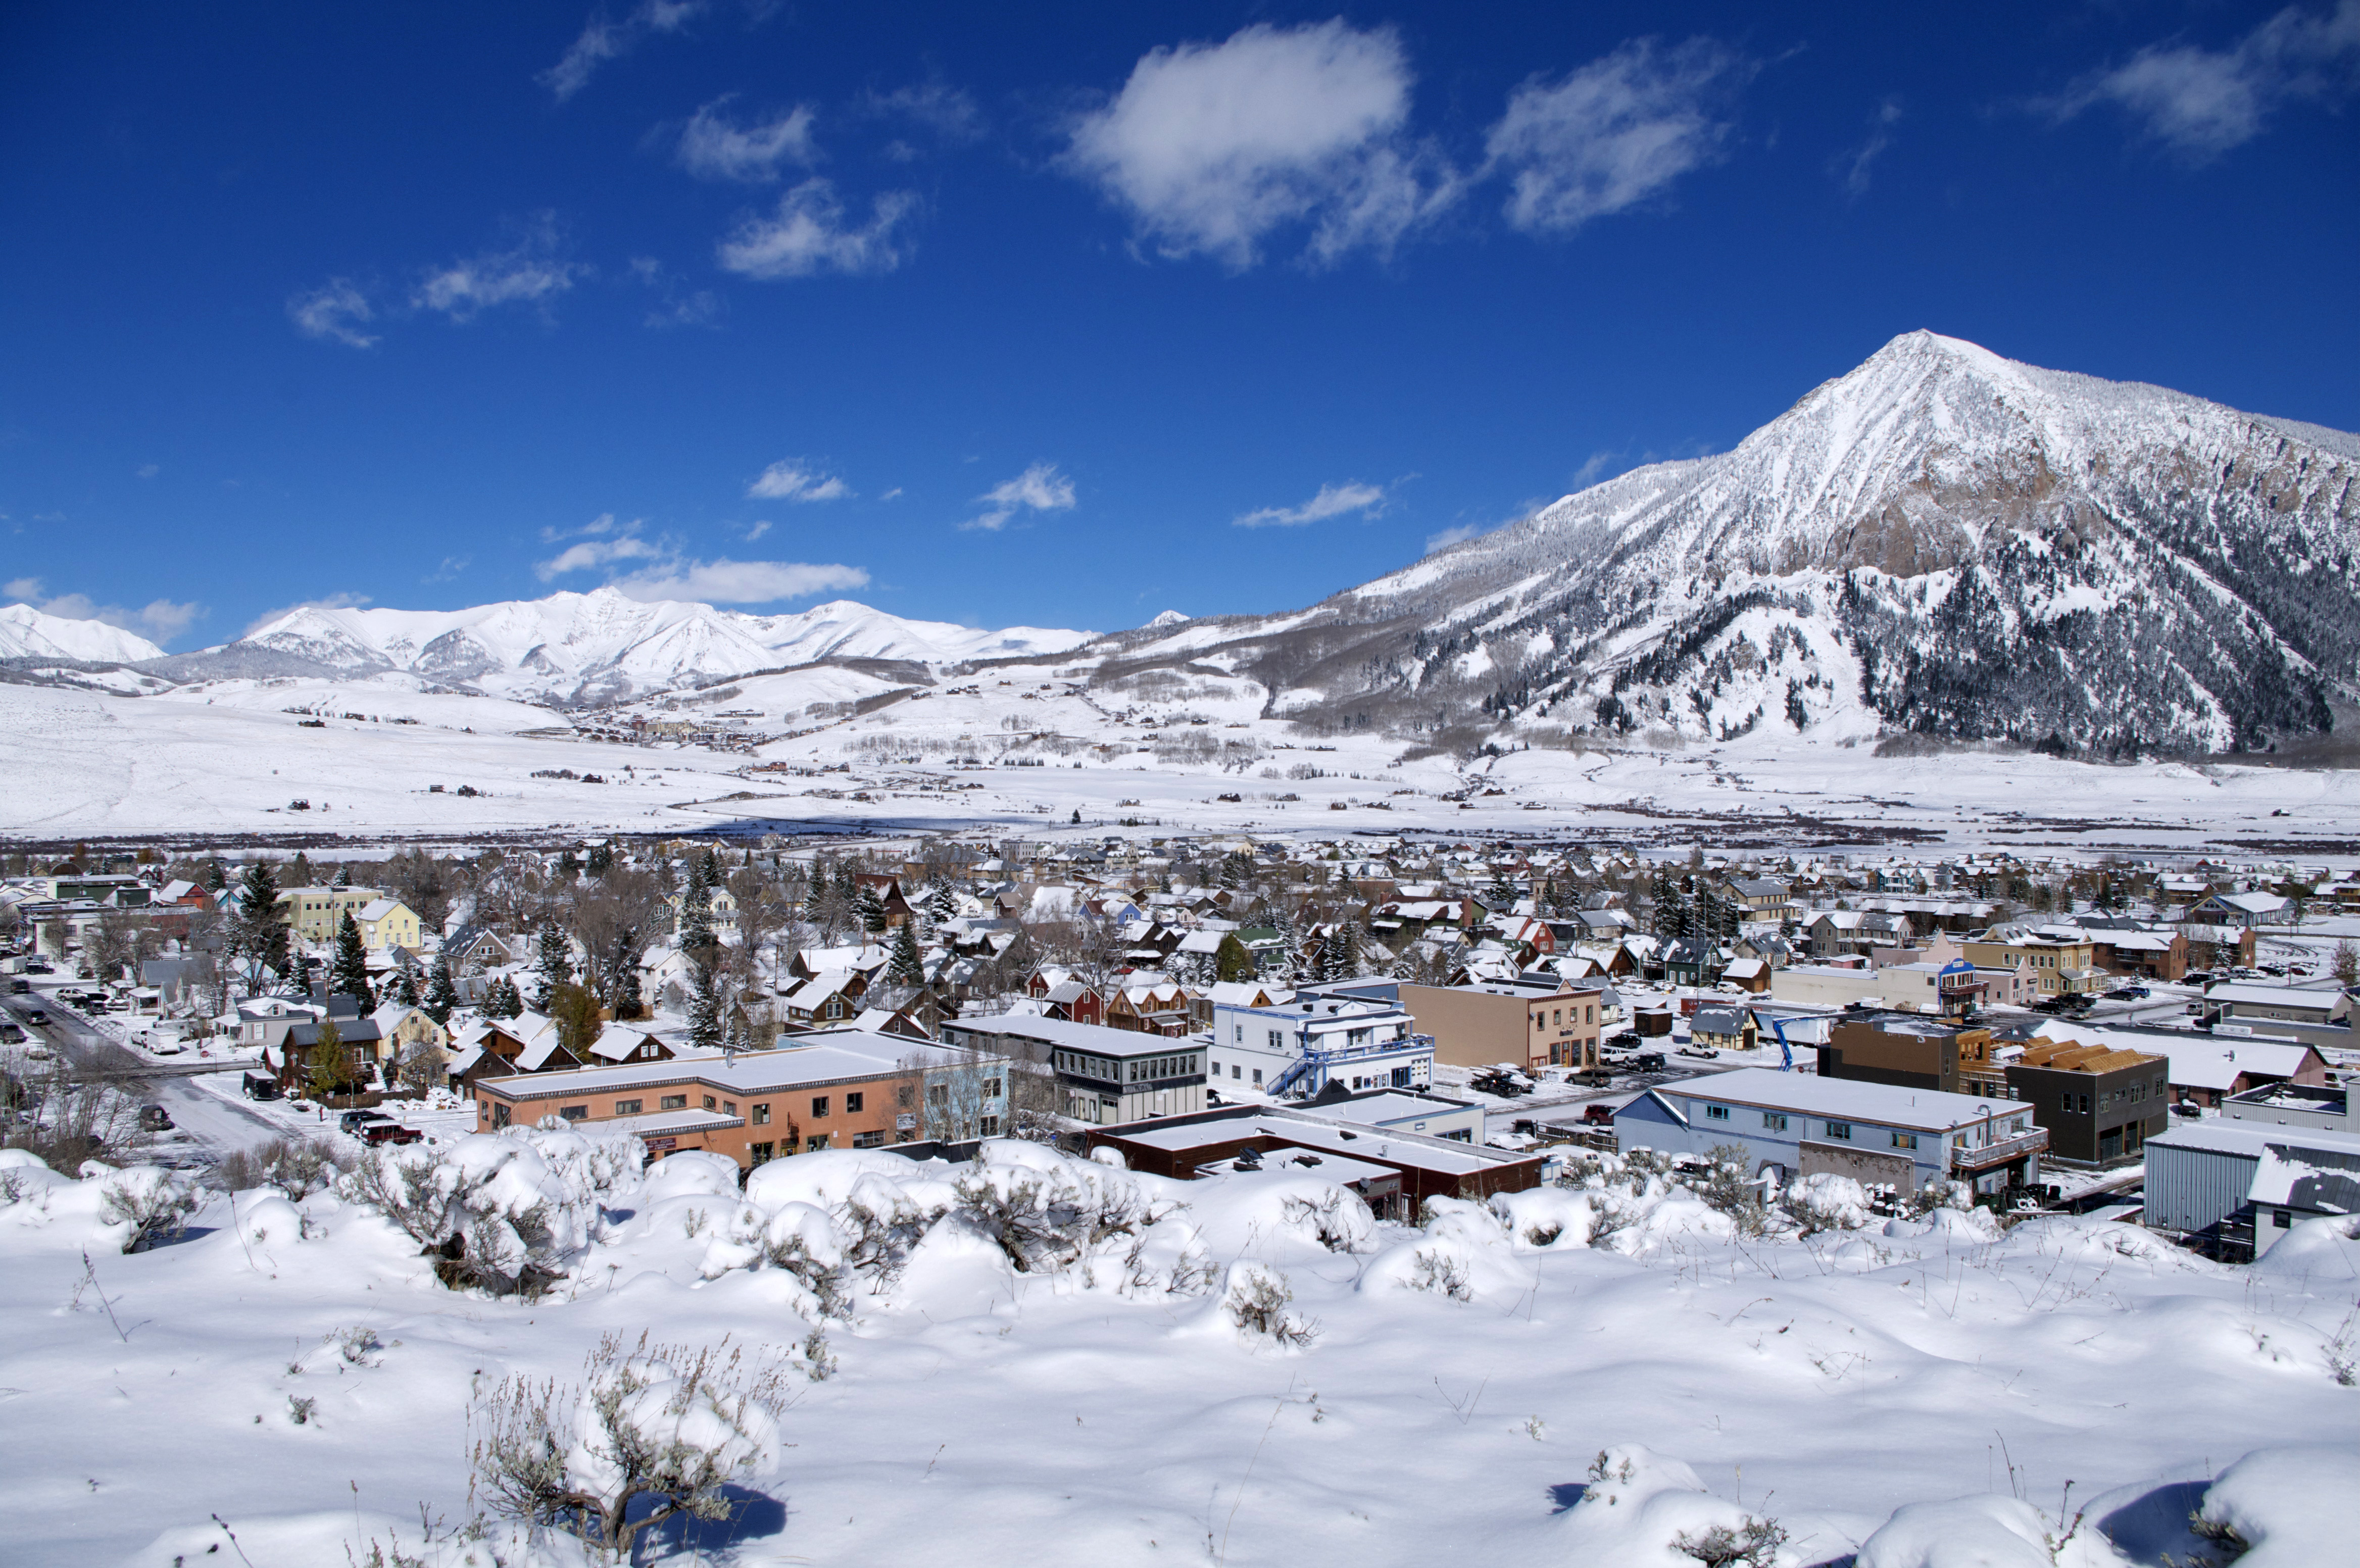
[1094,332,2360,757]
[138,590,1096,704]
[0,604,167,664]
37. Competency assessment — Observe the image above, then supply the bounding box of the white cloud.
[287,278,379,348]
[2043,1,2360,159]
[747,460,851,502]
[541,0,705,102]
[716,179,920,279]
[677,97,818,182]
[537,529,666,580]
[1485,37,1753,233]
[611,558,869,604]
[1838,98,1903,198]
[6,579,205,645]
[414,215,585,321]
[864,80,984,141]
[241,593,369,640]
[1233,480,1388,528]
[1063,20,1460,269]
[963,463,1076,532]
[627,257,724,328]
[135,463,159,479]
[1423,522,1488,552]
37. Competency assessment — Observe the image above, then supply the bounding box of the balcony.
[1951,1125,2049,1172]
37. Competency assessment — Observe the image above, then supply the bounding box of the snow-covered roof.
[1650,1067,2026,1134]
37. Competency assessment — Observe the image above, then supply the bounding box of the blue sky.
[3,2,2355,648]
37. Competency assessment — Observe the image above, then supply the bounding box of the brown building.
[469,1031,1002,1166]
[1818,1013,1997,1097]
[1959,933,2104,998]
[2005,1040,2169,1166]
[1086,1102,1546,1218]
[1400,980,1604,1072]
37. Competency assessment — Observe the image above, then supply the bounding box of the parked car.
[6,978,26,994]
[0,1023,21,1044]
[1581,1103,1617,1128]
[138,1105,174,1132]
[361,1121,423,1146]
[1468,1068,1532,1098]
[1631,1052,1667,1073]
[23,1009,49,1026]
[339,1108,394,1135]
[1677,1043,1718,1059]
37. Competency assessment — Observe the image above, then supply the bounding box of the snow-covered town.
[9,3,2359,1564]
[3,825,2354,1565]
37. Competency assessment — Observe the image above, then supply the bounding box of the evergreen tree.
[422,956,459,1025]
[530,917,575,1011]
[236,860,281,925]
[330,864,351,888]
[486,975,523,1019]
[276,940,305,995]
[606,927,644,1021]
[1338,921,1362,977]
[925,880,957,927]
[678,855,716,958]
[330,911,374,1009]
[687,962,723,1052]
[290,851,313,887]
[204,859,227,894]
[305,1019,349,1100]
[889,918,926,986]
[1213,932,1255,983]
[585,841,614,877]
[546,982,601,1062]
[855,884,888,935]
[385,964,420,1007]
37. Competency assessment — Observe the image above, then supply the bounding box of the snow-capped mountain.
[0,603,167,664]
[148,588,1096,704]
[1097,331,2360,755]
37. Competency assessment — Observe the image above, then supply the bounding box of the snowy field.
[4,661,2358,860]
[1,1133,2350,1568]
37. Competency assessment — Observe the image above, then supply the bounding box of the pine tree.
[290,851,313,887]
[926,880,957,926]
[856,885,888,935]
[328,911,375,1010]
[305,1019,349,1100]
[531,918,575,1011]
[236,860,281,925]
[386,965,420,1007]
[585,842,614,877]
[687,962,723,1052]
[330,864,351,888]
[204,859,227,894]
[485,975,523,1019]
[889,918,926,986]
[678,855,716,958]
[422,956,459,1025]
[1338,921,1361,977]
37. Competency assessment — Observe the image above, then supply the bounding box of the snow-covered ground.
[4,655,2358,858]
[1,1133,2350,1567]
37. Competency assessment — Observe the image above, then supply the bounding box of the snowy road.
[3,991,282,1157]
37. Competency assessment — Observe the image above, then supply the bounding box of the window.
[1234,1025,1244,1042]
[929,1084,948,1107]
[979,1115,1001,1138]
[2079,1094,2091,1114]
[1252,1068,1263,1086]
[812,1095,830,1118]
[1704,1104,1730,1121]
[1890,1131,1917,1150]
[660,1094,687,1111]
[852,1130,887,1149]
[559,1105,587,1121]
[702,1095,717,1111]
[752,1103,769,1125]
[1824,1120,1853,1141]
[749,1141,774,1162]
[613,1099,642,1115]
[846,1092,864,1113]
[805,1135,829,1152]
[897,1084,914,1107]
[492,1103,511,1128]
[1552,1009,1562,1026]
[1232,1064,1242,1079]
[1267,1029,1283,1049]
[722,1101,736,1116]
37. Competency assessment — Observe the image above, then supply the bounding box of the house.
[581,1022,676,1066]
[1689,1004,1757,1054]
[1959,930,2104,999]
[2028,1021,2328,1110]
[2182,891,2289,929]
[1191,979,1292,1031]
[275,1016,386,1090]
[444,1014,583,1088]
[367,1001,452,1080]
[1210,995,1433,1099]
[1106,981,1191,1037]
[2202,982,2349,1028]
[1400,979,1605,1072]
[2177,924,2259,971]
[353,898,422,952]
[780,968,869,1027]
[938,1014,1207,1126]
[1718,956,1770,994]
[469,1030,939,1165]
[2005,1039,2170,1166]
[1728,877,1792,916]
[235,996,326,1054]
[1036,978,1106,1026]
[1660,937,1718,989]
[1084,1101,1546,1216]
[1616,1067,2048,1197]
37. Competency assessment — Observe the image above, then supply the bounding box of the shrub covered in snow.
[90,1163,200,1254]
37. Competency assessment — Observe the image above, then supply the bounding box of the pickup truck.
[361,1121,423,1147]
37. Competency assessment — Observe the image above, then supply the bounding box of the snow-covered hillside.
[1097,331,2360,756]
[0,602,166,663]
[142,588,1097,705]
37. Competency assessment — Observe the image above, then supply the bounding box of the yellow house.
[356,897,422,952]
[275,886,386,944]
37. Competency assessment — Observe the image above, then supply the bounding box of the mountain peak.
[0,603,168,663]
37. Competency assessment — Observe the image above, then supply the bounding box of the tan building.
[1960,932,2103,997]
[1401,981,1603,1072]
[470,1031,970,1166]
[354,897,422,951]
[276,885,402,945]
